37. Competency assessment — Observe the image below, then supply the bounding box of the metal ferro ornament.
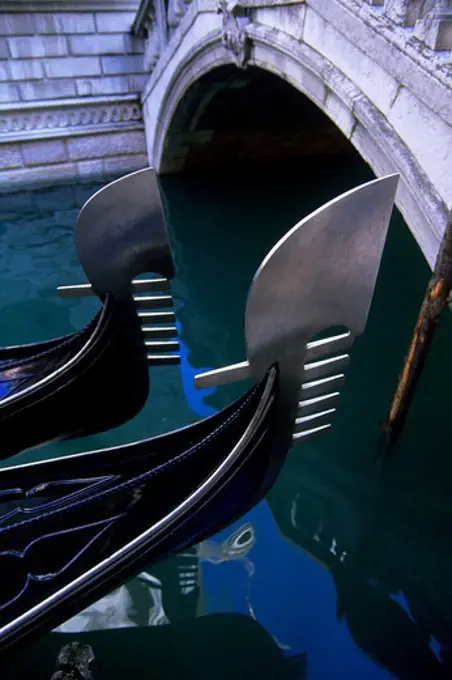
[196,174,400,442]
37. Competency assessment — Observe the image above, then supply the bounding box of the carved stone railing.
[167,0,193,30]
[413,0,452,50]
[382,0,436,26]
[133,0,193,72]
[362,0,452,49]
[134,0,452,84]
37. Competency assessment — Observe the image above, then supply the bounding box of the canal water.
[1,159,452,679]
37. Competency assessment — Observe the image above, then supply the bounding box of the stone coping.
[0,93,140,113]
[0,93,143,144]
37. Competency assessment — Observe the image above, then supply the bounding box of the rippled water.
[2,163,452,679]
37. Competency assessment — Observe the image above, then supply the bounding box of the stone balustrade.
[133,0,452,73]
[362,0,452,49]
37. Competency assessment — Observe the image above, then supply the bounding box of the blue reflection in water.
[201,501,392,679]
[178,328,217,420]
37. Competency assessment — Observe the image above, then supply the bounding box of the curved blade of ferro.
[56,167,180,366]
[67,167,175,299]
[57,167,175,299]
[195,174,399,441]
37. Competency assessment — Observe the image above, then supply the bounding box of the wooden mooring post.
[383,212,452,448]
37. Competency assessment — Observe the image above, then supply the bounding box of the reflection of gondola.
[0,169,179,458]
[0,175,397,655]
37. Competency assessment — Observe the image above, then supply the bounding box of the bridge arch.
[142,21,448,266]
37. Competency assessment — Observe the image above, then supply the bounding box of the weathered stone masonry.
[0,0,148,189]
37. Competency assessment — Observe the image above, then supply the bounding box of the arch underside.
[143,25,449,268]
[160,65,357,175]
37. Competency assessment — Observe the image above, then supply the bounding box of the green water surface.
[1,161,452,680]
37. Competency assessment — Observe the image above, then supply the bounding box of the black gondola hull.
[0,296,149,458]
[0,369,284,655]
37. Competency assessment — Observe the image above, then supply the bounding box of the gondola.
[0,175,398,656]
[0,168,179,458]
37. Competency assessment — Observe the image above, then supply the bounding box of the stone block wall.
[0,1,148,190]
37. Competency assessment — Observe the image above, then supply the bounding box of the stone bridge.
[133,0,452,267]
[0,0,450,266]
